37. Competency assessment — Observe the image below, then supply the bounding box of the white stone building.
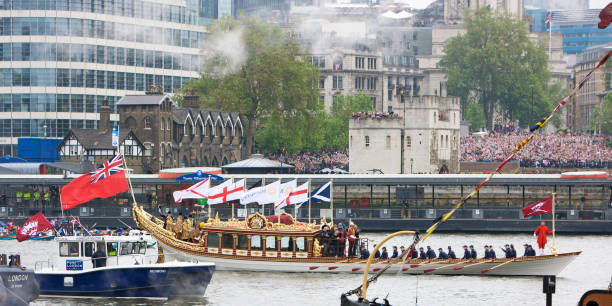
[349,95,461,174]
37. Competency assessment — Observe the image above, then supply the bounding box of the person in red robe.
[533,220,552,255]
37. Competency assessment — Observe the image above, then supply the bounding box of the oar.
[481,258,517,274]
[452,259,494,271]
[422,260,468,274]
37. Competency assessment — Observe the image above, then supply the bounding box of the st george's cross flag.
[522,196,553,218]
[16,212,53,242]
[285,182,309,207]
[207,179,245,205]
[273,180,297,209]
[60,154,129,210]
[173,178,210,203]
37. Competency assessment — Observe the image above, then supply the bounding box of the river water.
[2,232,611,306]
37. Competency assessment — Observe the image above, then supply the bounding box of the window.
[386,136,391,148]
[319,77,325,89]
[144,117,151,129]
[59,242,79,257]
[83,242,94,257]
[365,136,370,147]
[296,237,306,252]
[332,76,343,89]
[266,236,277,250]
[207,233,219,248]
[250,235,262,250]
[106,242,118,256]
[144,143,152,156]
[221,234,234,249]
[367,77,377,90]
[237,235,248,250]
[355,57,364,69]
[355,77,364,90]
[433,112,437,122]
[280,237,294,252]
[367,58,377,69]
[406,136,412,148]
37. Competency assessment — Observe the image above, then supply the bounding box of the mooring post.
[543,275,555,306]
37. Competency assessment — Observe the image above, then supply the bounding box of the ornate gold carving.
[313,238,322,257]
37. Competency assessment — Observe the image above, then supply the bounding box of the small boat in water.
[0,254,39,306]
[34,235,215,300]
[133,205,580,276]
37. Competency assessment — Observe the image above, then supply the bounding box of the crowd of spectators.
[266,148,349,174]
[461,130,612,169]
[351,112,401,120]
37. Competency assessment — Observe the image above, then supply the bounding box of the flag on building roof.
[60,154,129,210]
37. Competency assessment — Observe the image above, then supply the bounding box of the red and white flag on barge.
[207,179,245,205]
[16,212,53,242]
[522,195,553,218]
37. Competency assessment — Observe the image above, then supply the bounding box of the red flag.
[522,196,553,218]
[16,212,53,242]
[60,154,129,210]
[598,2,612,29]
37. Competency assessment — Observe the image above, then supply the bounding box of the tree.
[323,94,373,149]
[439,8,553,128]
[183,16,323,154]
[591,93,612,134]
[464,101,485,131]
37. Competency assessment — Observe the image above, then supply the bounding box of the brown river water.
[2,232,611,306]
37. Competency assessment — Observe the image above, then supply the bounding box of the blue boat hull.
[35,264,214,299]
[0,267,39,306]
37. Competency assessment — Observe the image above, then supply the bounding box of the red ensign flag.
[60,154,129,210]
[16,212,53,242]
[522,196,553,218]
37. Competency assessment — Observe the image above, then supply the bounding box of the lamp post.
[410,157,414,174]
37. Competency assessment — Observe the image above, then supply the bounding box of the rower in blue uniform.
[501,244,512,258]
[380,247,389,259]
[418,247,427,259]
[462,245,471,259]
[447,246,456,259]
[426,246,436,259]
[489,246,496,258]
[437,248,449,259]
[484,245,491,259]
[410,247,418,259]
[469,245,477,259]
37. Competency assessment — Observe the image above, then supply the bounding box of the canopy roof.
[222,154,294,169]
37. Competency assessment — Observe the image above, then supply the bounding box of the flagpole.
[262,177,266,216]
[307,178,312,224]
[549,15,552,58]
[243,178,247,220]
[231,176,235,220]
[279,177,282,224]
[552,192,557,255]
[330,178,334,225]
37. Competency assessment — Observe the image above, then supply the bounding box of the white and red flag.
[173,178,210,203]
[286,182,309,207]
[207,179,245,205]
[273,180,297,209]
[16,212,53,242]
[522,196,553,218]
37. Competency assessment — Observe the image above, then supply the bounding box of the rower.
[462,245,471,259]
[426,246,436,259]
[437,248,448,259]
[418,247,426,259]
[469,245,477,259]
[447,246,456,259]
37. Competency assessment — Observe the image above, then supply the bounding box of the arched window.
[365,136,370,147]
[406,136,411,148]
[144,117,151,129]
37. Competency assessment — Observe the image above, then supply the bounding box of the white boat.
[33,235,215,299]
[133,204,580,276]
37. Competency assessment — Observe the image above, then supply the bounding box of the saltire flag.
[522,196,553,218]
[206,179,234,205]
[60,154,129,210]
[297,181,331,207]
[16,212,53,242]
[273,180,297,209]
[240,180,280,205]
[173,178,210,203]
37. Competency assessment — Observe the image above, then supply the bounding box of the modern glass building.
[0,0,213,156]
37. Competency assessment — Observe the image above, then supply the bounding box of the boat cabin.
[40,236,158,272]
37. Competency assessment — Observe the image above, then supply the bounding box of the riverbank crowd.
[461,131,612,168]
[266,149,349,174]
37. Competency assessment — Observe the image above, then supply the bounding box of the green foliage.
[183,16,323,154]
[323,94,373,149]
[591,93,612,134]
[464,101,485,130]
[439,8,553,128]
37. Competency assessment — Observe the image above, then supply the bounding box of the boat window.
[120,242,147,255]
[207,233,219,248]
[96,242,106,255]
[83,242,94,257]
[280,237,294,252]
[221,234,234,249]
[59,242,80,257]
[236,235,248,250]
[107,242,118,256]
[296,237,307,252]
[250,235,262,250]
[266,236,277,250]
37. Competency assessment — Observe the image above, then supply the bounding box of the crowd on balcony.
[461,130,612,168]
[266,148,349,174]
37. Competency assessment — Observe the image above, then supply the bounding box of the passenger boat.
[0,254,39,306]
[34,235,215,300]
[132,205,580,276]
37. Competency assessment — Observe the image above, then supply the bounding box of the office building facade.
[0,0,213,156]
